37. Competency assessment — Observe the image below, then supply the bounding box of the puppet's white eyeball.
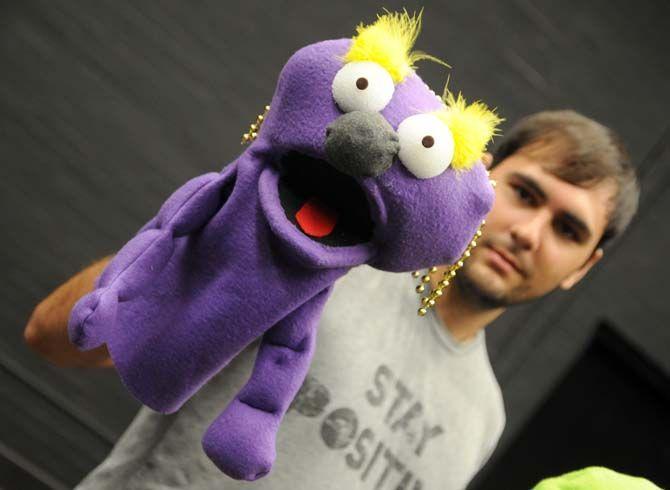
[397,114,455,179]
[332,61,394,113]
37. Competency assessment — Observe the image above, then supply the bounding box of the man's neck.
[429,271,505,343]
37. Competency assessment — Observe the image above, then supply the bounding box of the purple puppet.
[68,11,501,481]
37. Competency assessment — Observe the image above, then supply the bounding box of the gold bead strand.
[416,219,486,316]
[241,105,271,145]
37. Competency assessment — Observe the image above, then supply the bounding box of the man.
[24,110,639,489]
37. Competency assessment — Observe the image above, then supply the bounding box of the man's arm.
[24,256,114,368]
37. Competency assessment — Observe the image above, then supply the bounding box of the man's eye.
[555,221,578,241]
[513,185,535,204]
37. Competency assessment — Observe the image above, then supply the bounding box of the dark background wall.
[1,1,668,489]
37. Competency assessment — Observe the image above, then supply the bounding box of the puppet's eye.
[397,114,455,179]
[332,61,394,113]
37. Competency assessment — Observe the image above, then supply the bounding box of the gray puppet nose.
[325,111,399,178]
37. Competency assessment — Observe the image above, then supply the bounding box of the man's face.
[456,144,616,307]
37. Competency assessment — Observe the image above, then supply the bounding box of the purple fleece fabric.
[69,38,494,480]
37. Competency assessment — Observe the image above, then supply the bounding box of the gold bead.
[439,279,450,287]
[457,260,464,268]
[428,299,436,307]
[250,131,257,139]
[449,270,456,277]
[421,297,429,306]
[250,123,258,131]
[265,105,271,111]
[490,179,497,187]
[481,219,486,225]
[412,271,420,278]
[435,289,443,296]
[476,230,483,237]
[418,308,427,316]
[415,284,425,293]
[429,266,438,273]
[464,250,471,258]
[471,240,478,247]
[257,115,264,122]
[421,275,431,283]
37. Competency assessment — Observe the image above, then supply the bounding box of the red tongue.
[295,196,338,238]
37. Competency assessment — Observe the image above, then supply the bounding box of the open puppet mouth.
[277,152,374,247]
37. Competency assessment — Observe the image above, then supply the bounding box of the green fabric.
[534,467,662,490]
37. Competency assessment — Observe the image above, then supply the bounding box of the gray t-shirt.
[76,266,505,490]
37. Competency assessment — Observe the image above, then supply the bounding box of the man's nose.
[510,211,547,252]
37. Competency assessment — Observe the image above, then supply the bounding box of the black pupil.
[422,135,435,148]
[356,77,369,90]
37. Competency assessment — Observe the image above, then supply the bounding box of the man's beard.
[453,259,533,309]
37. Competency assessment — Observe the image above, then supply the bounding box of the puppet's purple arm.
[202,287,333,481]
[68,167,236,349]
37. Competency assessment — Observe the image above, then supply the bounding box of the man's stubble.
[452,250,535,310]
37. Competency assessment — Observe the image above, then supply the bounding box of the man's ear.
[560,248,604,290]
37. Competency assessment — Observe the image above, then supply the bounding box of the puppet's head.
[255,11,501,272]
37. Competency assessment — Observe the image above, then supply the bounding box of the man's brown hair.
[491,110,640,247]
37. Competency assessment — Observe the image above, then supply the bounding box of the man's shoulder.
[480,335,506,425]
[469,334,506,449]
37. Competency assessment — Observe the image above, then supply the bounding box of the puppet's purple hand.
[68,170,231,350]
[202,287,332,480]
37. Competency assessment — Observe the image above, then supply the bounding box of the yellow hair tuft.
[435,91,503,171]
[344,10,448,83]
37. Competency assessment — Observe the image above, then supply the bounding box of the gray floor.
[1,1,669,488]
